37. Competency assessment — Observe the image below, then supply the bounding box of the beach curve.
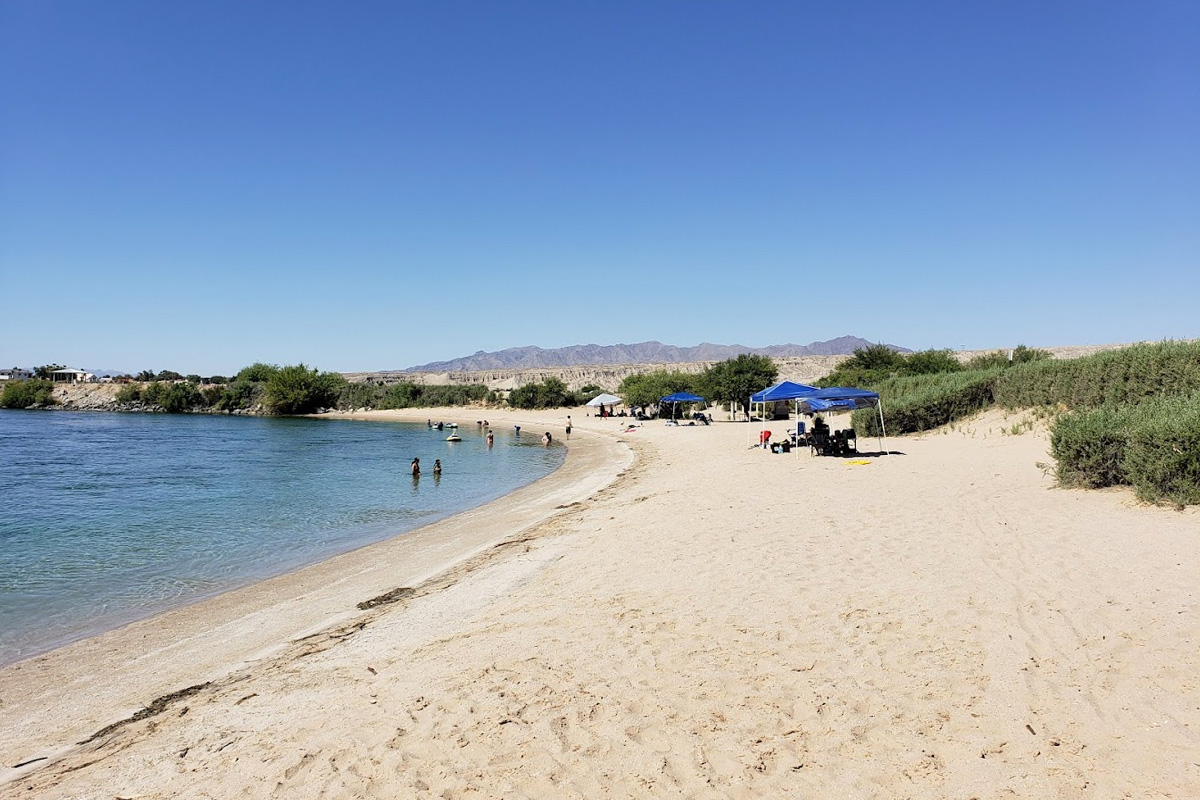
[0,407,633,789]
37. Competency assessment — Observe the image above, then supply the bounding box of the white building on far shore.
[49,368,95,384]
[0,367,34,381]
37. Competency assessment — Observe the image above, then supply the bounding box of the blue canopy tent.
[795,387,887,452]
[750,381,819,403]
[660,391,707,421]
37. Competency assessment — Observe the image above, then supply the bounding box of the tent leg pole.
[877,399,887,455]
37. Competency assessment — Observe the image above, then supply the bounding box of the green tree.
[617,370,698,408]
[263,364,346,415]
[699,354,778,415]
[508,377,573,409]
[236,362,280,383]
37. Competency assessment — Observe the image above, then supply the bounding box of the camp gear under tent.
[660,391,706,421]
[794,387,887,452]
[748,382,819,450]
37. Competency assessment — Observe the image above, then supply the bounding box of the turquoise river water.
[0,410,564,665]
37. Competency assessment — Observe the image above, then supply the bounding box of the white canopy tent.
[585,392,623,416]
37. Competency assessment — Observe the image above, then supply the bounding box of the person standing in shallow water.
[542,431,552,446]
[410,457,420,477]
[433,459,442,476]
[486,430,494,448]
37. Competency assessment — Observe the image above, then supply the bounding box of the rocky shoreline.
[40,383,263,415]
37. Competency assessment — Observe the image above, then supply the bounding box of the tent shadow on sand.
[813,449,906,458]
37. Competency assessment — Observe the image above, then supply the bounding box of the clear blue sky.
[2,1,1197,375]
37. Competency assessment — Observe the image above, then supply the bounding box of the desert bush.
[1049,404,1138,489]
[115,384,143,404]
[338,381,383,410]
[1123,393,1200,507]
[1,378,57,409]
[993,341,1200,409]
[965,344,1053,370]
[852,370,1001,435]
[1051,392,1200,506]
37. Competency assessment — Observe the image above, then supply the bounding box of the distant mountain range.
[405,336,910,372]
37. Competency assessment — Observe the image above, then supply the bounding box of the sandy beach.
[1,407,1197,798]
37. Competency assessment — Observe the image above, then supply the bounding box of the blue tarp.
[750,381,819,403]
[660,392,706,403]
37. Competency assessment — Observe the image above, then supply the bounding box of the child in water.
[433,459,442,476]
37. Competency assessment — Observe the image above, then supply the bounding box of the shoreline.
[0,406,631,786]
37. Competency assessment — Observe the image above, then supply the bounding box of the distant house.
[0,367,33,381]
[50,368,94,384]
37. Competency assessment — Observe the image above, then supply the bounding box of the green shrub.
[993,341,1200,410]
[965,344,1053,370]
[160,382,200,413]
[420,383,491,407]
[215,379,262,411]
[115,384,143,404]
[201,386,226,406]
[852,370,1000,435]
[338,381,383,410]
[1050,404,1138,489]
[1051,392,1200,507]
[141,381,168,407]
[0,378,57,409]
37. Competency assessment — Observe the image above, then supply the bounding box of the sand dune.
[1,407,1196,798]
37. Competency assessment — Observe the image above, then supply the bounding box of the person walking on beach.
[410,457,420,477]
[565,415,572,437]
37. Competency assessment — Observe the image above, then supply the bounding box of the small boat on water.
[446,434,462,442]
